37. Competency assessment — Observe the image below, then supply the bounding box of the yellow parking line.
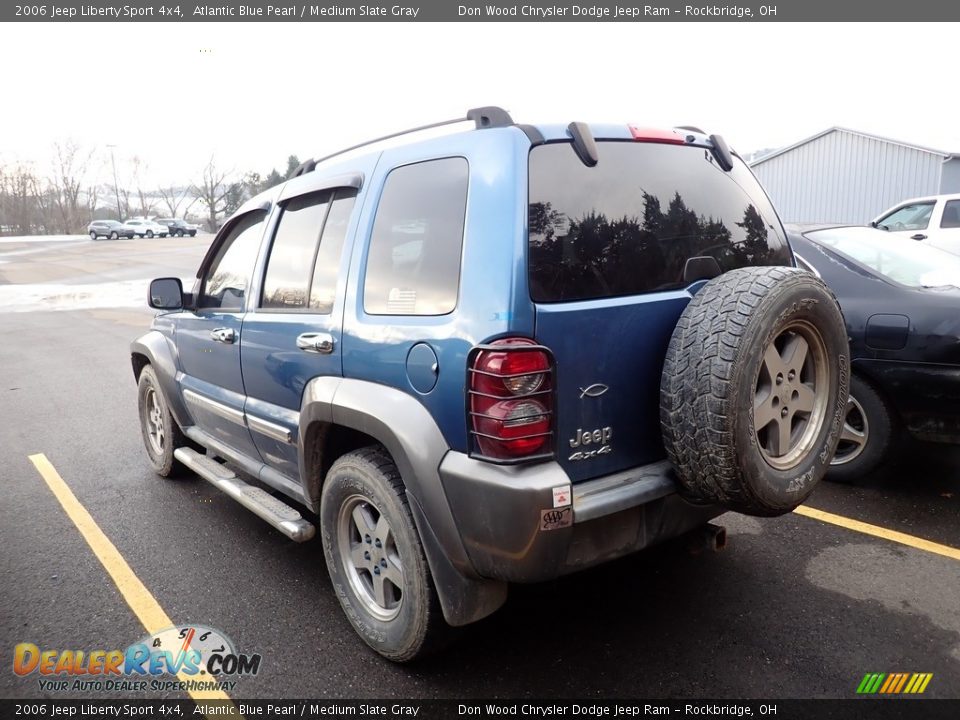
[28,453,233,705]
[794,505,960,562]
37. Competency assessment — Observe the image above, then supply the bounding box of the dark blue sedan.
[788,226,960,482]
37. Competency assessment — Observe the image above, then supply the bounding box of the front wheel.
[137,365,187,477]
[320,447,450,662]
[175,229,184,237]
[89,231,97,240]
[146,230,154,238]
[110,231,119,240]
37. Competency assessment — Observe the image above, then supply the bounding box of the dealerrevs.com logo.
[13,625,261,693]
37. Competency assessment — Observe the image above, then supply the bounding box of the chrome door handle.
[296,332,335,354]
[210,327,236,344]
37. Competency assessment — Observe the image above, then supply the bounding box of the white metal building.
[749,127,960,225]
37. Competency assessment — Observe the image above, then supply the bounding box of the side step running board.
[173,448,315,542]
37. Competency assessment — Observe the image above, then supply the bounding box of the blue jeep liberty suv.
[132,107,849,661]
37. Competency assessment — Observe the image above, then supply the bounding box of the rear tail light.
[468,338,554,462]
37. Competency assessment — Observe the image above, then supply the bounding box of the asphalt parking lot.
[1,235,959,701]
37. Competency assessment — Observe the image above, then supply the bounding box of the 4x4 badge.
[579,383,609,398]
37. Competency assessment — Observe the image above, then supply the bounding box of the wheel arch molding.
[130,330,190,429]
[298,376,507,626]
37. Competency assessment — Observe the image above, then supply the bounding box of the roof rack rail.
[291,106,514,178]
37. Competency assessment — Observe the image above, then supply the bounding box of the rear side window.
[310,191,356,313]
[363,158,468,316]
[262,191,331,309]
[261,188,357,312]
[528,142,791,302]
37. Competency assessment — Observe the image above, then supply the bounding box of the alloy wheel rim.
[145,387,165,455]
[832,395,869,465]
[753,320,831,470]
[337,494,404,621]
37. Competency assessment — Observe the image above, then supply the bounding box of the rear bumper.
[855,359,960,444]
[439,452,722,583]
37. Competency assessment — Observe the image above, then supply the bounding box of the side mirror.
[149,277,183,310]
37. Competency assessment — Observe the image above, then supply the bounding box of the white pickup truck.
[872,193,960,256]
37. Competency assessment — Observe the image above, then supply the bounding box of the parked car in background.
[871,193,960,256]
[155,218,198,237]
[88,220,135,240]
[789,225,960,482]
[125,219,169,238]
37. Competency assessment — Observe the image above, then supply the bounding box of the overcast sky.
[2,22,958,187]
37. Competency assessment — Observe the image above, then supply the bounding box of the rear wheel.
[110,231,119,239]
[137,365,187,477]
[175,229,184,237]
[660,266,849,516]
[320,447,449,662]
[146,230,154,238]
[827,375,896,483]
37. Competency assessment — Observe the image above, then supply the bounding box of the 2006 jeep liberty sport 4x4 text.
[132,107,849,661]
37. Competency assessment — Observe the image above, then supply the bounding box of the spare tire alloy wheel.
[660,266,849,517]
[753,320,829,471]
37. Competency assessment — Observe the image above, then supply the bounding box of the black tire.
[146,230,154,238]
[175,229,184,237]
[660,266,849,516]
[160,233,167,238]
[137,365,187,478]
[89,231,98,240]
[826,375,897,483]
[110,231,119,240]
[189,230,197,237]
[320,446,450,662]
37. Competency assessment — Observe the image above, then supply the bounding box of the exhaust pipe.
[685,523,727,554]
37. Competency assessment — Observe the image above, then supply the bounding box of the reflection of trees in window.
[263,287,307,308]
[529,192,775,301]
[206,271,245,302]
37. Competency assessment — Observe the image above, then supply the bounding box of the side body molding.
[130,329,191,428]
[298,377,507,626]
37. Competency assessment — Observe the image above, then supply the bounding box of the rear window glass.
[363,158,468,316]
[528,142,791,302]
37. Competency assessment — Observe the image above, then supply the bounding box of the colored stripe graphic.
[857,672,933,694]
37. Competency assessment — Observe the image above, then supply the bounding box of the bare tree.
[48,140,95,233]
[191,156,234,231]
[0,163,46,234]
[129,156,155,217]
[157,184,191,218]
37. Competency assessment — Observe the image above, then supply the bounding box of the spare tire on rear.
[660,266,849,517]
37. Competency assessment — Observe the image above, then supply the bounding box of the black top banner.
[3,0,960,22]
